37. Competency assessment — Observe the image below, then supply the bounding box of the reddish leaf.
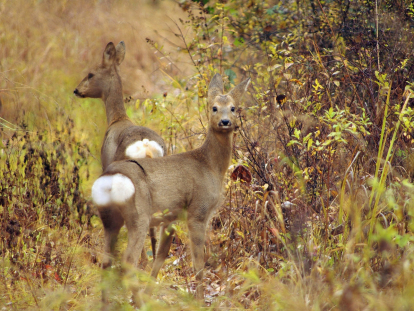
[269,228,279,236]
[54,273,62,282]
[231,165,252,184]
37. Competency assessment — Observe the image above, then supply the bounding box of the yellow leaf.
[236,230,245,239]
[290,79,303,86]
[274,76,283,89]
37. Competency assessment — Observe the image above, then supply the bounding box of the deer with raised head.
[91,73,250,301]
[73,41,163,266]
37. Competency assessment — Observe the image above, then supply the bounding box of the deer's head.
[74,41,126,99]
[208,73,250,133]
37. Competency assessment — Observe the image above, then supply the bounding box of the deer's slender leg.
[139,227,157,270]
[99,206,124,305]
[102,226,122,269]
[149,227,157,260]
[150,224,175,279]
[124,218,150,267]
[139,247,149,269]
[125,221,149,308]
[100,206,124,269]
[188,219,207,299]
[120,201,150,308]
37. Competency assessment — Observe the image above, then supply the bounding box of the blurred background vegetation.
[2,0,414,309]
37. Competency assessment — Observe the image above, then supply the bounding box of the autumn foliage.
[2,0,414,309]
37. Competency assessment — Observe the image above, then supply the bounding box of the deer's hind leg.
[122,199,150,268]
[99,205,124,306]
[120,197,151,307]
[150,224,175,279]
[138,227,157,270]
[99,206,124,270]
[149,227,157,259]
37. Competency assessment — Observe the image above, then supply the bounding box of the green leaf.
[206,6,214,14]
[322,139,332,146]
[234,37,245,47]
[287,140,302,147]
[294,128,301,139]
[307,138,313,150]
[225,69,237,84]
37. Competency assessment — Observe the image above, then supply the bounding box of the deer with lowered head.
[91,73,250,300]
[73,41,163,265]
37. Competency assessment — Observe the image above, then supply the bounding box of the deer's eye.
[231,107,235,112]
[87,73,94,80]
[212,106,218,112]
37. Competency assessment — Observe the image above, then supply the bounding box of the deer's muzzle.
[73,89,84,98]
[219,119,231,127]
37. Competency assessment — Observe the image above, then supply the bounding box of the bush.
[2,0,414,309]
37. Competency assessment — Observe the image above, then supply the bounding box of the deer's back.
[101,120,165,170]
[104,150,224,221]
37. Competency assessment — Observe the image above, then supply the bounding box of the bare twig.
[169,16,202,77]
[24,276,39,308]
[375,0,380,71]
[219,8,224,74]
[315,0,363,110]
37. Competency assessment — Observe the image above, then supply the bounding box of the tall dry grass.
[0,1,199,309]
[0,0,192,188]
[3,0,414,310]
[0,0,189,127]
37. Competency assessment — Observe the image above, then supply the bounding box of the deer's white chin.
[217,125,233,132]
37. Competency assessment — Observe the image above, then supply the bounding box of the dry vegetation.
[2,0,414,310]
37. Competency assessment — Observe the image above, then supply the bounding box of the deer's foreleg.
[188,218,207,299]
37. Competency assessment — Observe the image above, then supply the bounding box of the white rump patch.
[92,173,135,206]
[111,174,135,204]
[125,139,164,159]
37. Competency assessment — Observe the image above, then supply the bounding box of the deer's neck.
[201,127,233,178]
[102,75,128,126]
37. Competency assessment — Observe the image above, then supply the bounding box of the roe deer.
[73,41,163,264]
[91,73,250,300]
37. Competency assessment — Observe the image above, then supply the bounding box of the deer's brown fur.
[74,41,165,169]
[92,73,250,300]
[73,41,163,269]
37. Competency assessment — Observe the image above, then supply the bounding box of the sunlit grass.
[2,0,414,310]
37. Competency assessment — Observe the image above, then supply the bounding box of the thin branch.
[168,16,202,77]
[375,0,380,71]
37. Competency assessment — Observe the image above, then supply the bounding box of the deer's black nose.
[73,89,84,98]
[221,119,231,126]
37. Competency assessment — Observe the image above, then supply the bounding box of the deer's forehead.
[90,62,113,72]
[91,65,106,72]
[214,95,235,106]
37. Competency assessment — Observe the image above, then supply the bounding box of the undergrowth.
[2,0,414,310]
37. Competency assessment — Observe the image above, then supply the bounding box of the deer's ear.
[115,41,126,66]
[229,78,250,104]
[208,73,224,104]
[102,42,116,66]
